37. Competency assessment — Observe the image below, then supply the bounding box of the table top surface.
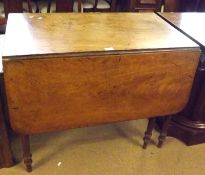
[3,13,198,58]
[158,13,205,48]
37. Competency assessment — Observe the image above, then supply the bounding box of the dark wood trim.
[56,0,75,12]
[143,118,156,149]
[157,116,172,148]
[3,0,23,18]
[21,135,32,172]
[156,13,205,145]
[156,117,205,145]
[0,74,13,168]
[164,0,202,12]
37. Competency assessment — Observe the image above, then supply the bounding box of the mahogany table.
[2,13,199,172]
[157,12,205,145]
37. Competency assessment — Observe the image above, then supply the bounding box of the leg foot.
[143,118,156,149]
[21,135,32,172]
[158,116,172,148]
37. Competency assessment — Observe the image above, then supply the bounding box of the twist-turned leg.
[21,135,32,172]
[158,116,172,148]
[143,118,156,149]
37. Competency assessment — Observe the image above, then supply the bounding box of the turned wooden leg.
[21,135,32,172]
[158,116,172,148]
[143,118,156,149]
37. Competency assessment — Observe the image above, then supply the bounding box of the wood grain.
[3,13,198,58]
[157,12,205,146]
[3,50,200,134]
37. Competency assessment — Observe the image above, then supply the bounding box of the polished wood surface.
[3,13,198,58]
[2,13,200,171]
[4,50,199,134]
[158,12,205,121]
[157,12,205,145]
[158,13,205,47]
[3,13,200,135]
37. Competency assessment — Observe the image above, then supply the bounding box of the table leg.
[158,116,172,148]
[143,118,156,149]
[21,135,32,172]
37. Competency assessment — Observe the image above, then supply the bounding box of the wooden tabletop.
[3,13,198,58]
[158,13,205,48]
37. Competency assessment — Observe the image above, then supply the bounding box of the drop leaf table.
[2,13,200,172]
